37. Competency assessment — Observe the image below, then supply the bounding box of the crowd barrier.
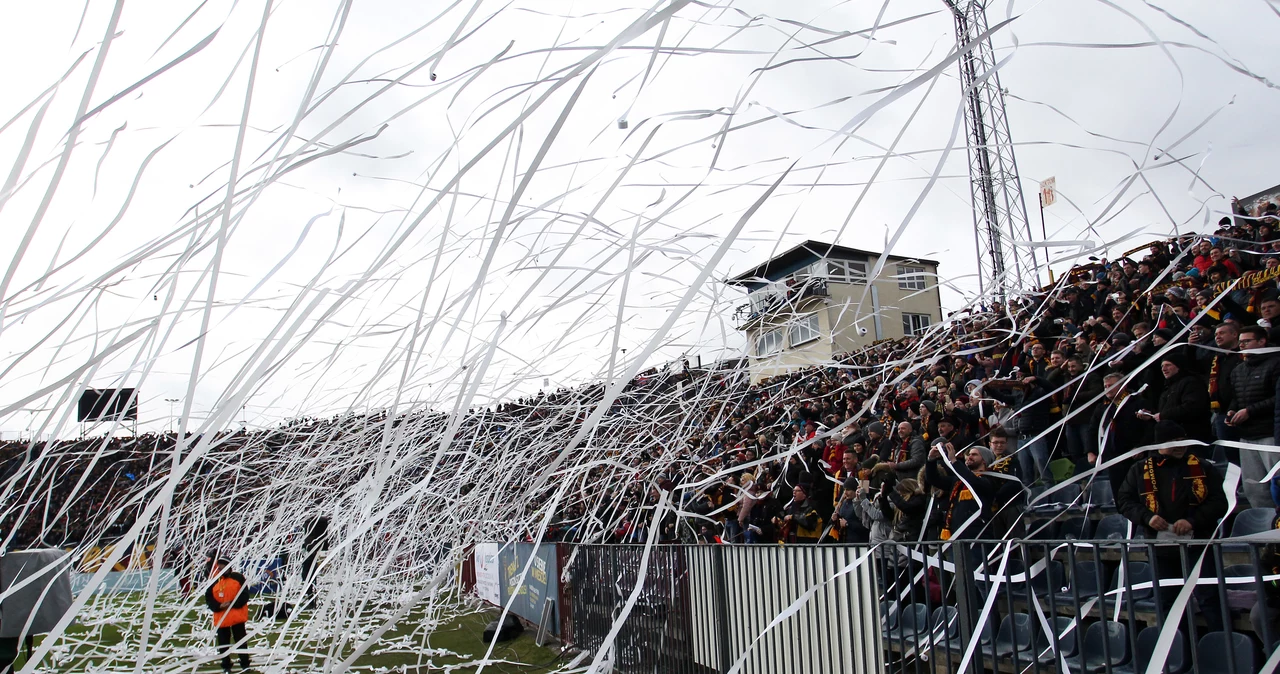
[467,538,1278,674]
[77,543,157,572]
[467,542,882,673]
[876,537,1278,674]
[71,570,177,594]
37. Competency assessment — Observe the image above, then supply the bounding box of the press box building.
[727,240,943,382]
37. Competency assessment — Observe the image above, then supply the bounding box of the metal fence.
[561,544,882,674]
[555,538,1277,674]
[876,537,1278,674]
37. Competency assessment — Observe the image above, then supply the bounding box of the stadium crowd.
[3,195,1280,666]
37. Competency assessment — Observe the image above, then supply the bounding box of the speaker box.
[482,613,523,643]
[258,601,292,621]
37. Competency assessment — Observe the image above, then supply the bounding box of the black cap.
[1159,351,1185,370]
[1153,420,1187,444]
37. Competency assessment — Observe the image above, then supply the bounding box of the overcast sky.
[1,0,1277,438]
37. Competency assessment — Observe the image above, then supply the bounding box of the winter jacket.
[887,491,928,542]
[880,434,926,482]
[988,383,1051,436]
[852,492,893,546]
[835,495,869,543]
[1156,371,1212,442]
[1116,452,1227,539]
[1090,393,1153,459]
[1062,371,1104,426]
[780,497,823,543]
[1228,353,1280,439]
[923,458,998,540]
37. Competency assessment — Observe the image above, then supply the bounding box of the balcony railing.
[733,277,829,328]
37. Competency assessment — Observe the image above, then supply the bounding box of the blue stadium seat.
[884,603,928,644]
[1036,616,1080,664]
[1088,478,1116,511]
[1196,631,1257,674]
[977,611,996,645]
[991,558,1029,600]
[1054,560,1105,608]
[1232,508,1276,536]
[1114,626,1188,674]
[1070,620,1130,673]
[1057,515,1093,540]
[993,612,1035,661]
[927,605,960,651]
[1102,561,1156,613]
[880,600,898,634]
[1027,517,1057,540]
[1094,513,1130,541]
[1030,560,1065,597]
[1223,564,1259,614]
[1225,508,1276,553]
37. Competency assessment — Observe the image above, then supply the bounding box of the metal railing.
[561,543,881,674]
[554,538,1277,674]
[876,537,1277,674]
[732,278,830,328]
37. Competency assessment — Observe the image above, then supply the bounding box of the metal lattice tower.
[944,0,1038,298]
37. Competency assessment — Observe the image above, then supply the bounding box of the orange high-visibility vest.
[211,576,248,627]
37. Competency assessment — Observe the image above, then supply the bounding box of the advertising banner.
[474,543,501,606]
[497,543,559,635]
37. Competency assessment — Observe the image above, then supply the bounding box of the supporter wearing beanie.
[922,441,997,541]
[834,476,869,544]
[864,421,892,461]
[773,483,823,544]
[1153,353,1212,450]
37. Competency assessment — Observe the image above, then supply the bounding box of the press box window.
[827,259,867,284]
[902,313,931,336]
[789,314,821,346]
[755,329,783,356]
[897,265,926,290]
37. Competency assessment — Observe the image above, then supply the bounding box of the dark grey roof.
[1239,183,1280,211]
[727,240,939,286]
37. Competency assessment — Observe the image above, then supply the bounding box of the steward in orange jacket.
[205,558,251,673]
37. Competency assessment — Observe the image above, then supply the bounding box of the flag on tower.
[1040,177,1057,207]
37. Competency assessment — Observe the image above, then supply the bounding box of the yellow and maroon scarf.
[990,456,1016,476]
[1208,355,1221,411]
[893,437,910,463]
[940,477,979,541]
[1140,454,1206,515]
